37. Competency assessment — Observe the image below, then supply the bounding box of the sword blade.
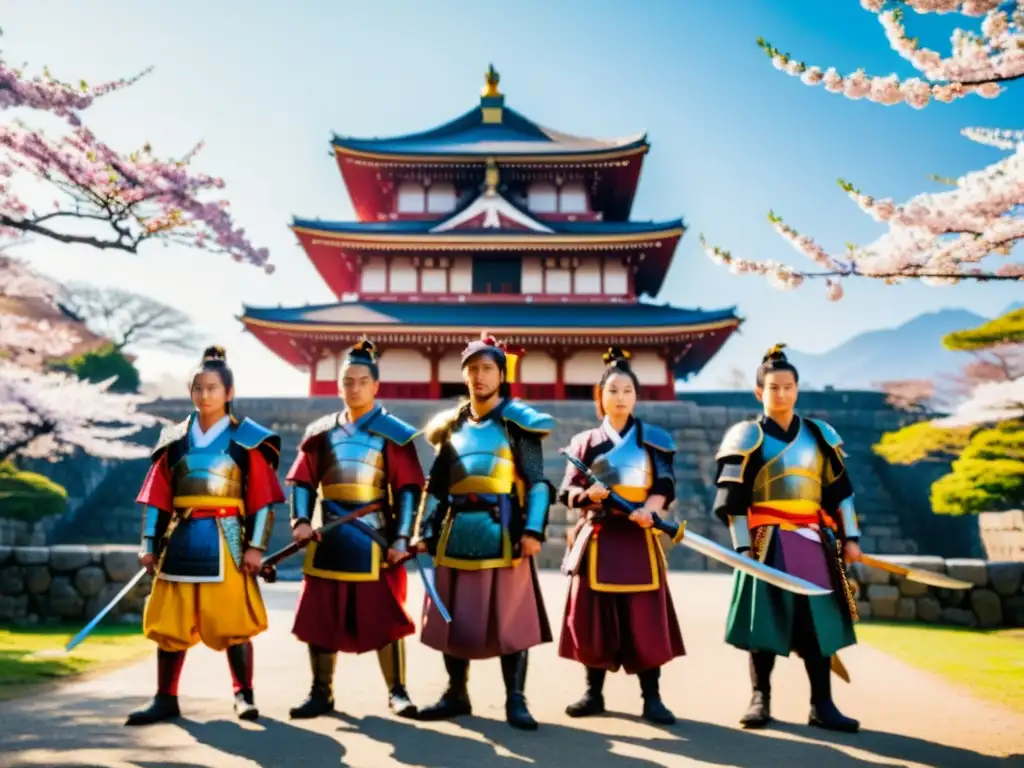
[415,553,452,623]
[831,654,851,683]
[680,530,833,597]
[64,567,148,652]
[859,555,973,590]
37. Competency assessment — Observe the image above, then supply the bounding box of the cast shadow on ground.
[338,711,905,768]
[176,715,346,768]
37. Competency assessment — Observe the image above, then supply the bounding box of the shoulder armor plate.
[640,422,676,453]
[715,420,764,460]
[805,417,846,457]
[805,417,843,449]
[300,413,340,449]
[501,400,556,436]
[151,418,189,461]
[424,406,463,448]
[367,409,420,446]
[232,417,281,455]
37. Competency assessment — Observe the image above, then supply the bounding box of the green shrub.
[49,343,140,393]
[931,421,1024,515]
[0,463,68,523]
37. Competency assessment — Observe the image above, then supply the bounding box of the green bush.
[931,421,1024,515]
[50,343,140,393]
[0,463,68,523]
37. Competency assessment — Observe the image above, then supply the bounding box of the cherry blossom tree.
[701,1,1023,300]
[0,361,158,463]
[0,33,274,269]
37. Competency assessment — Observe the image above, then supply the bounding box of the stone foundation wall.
[849,557,1024,629]
[0,545,150,626]
[978,510,1024,562]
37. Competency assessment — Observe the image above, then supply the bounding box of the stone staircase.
[52,394,925,568]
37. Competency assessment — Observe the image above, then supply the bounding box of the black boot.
[805,653,859,733]
[416,654,472,721]
[226,641,258,721]
[740,651,775,729]
[289,645,337,719]
[379,640,417,718]
[125,649,185,726]
[501,651,537,730]
[565,666,606,717]
[638,667,676,725]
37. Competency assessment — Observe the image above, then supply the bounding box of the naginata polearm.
[559,449,833,598]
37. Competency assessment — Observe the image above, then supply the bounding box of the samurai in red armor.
[413,332,555,730]
[126,346,285,725]
[287,339,425,719]
[557,348,684,725]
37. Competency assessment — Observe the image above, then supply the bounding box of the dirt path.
[1,572,1021,768]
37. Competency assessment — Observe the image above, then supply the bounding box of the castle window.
[421,267,447,293]
[559,181,588,213]
[527,182,557,213]
[397,180,425,214]
[473,257,521,294]
[545,267,571,294]
[427,182,456,214]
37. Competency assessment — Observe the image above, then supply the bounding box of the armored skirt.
[287,437,423,654]
[136,440,284,653]
[557,423,685,674]
[726,522,856,658]
[421,556,552,660]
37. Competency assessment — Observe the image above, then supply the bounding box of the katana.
[60,566,149,654]
[560,450,833,598]
[859,554,973,590]
[344,516,452,623]
[259,499,382,581]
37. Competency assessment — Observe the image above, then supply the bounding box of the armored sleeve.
[385,440,425,549]
[244,448,285,551]
[510,425,552,542]
[712,421,764,552]
[648,446,676,507]
[136,453,173,556]
[807,418,861,541]
[414,442,452,551]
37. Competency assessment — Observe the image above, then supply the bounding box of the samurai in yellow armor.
[126,346,285,726]
[414,332,555,731]
[287,340,425,719]
[714,344,862,733]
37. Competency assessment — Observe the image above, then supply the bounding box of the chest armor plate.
[170,430,243,506]
[590,435,652,504]
[751,421,825,507]
[318,424,387,504]
[448,417,515,496]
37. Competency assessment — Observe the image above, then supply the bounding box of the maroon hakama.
[286,437,424,653]
[421,557,552,660]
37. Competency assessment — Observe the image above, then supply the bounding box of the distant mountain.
[783,308,990,390]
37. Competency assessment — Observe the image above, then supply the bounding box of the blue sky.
[4,0,1020,396]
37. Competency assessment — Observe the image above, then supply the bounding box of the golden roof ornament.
[484,157,499,192]
[481,64,501,98]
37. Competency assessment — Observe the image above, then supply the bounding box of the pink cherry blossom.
[0,361,160,462]
[759,2,1023,107]
[1,38,274,272]
[931,375,1024,428]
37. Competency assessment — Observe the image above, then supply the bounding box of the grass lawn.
[857,622,1024,713]
[0,623,153,701]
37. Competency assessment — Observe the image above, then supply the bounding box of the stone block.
[13,547,49,566]
[867,584,900,618]
[969,589,1003,628]
[73,566,107,598]
[48,576,84,620]
[103,550,139,582]
[896,598,916,621]
[1003,596,1024,627]
[944,559,989,587]
[896,576,929,598]
[23,566,52,595]
[916,596,942,623]
[988,563,1024,597]
[0,594,28,622]
[940,607,978,628]
[0,566,25,596]
[855,600,871,620]
[49,545,93,572]
[852,562,891,586]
